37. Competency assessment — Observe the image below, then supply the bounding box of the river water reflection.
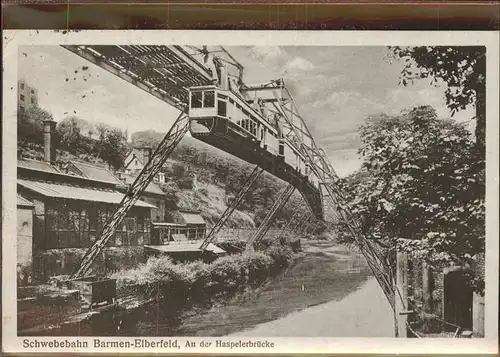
[115,241,373,337]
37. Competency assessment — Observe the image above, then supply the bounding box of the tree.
[95,124,129,170]
[57,116,85,154]
[337,106,484,278]
[130,130,164,149]
[18,106,53,146]
[389,46,486,154]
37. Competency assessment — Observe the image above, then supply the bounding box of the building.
[150,210,207,244]
[18,79,38,113]
[405,254,485,337]
[116,172,166,222]
[148,210,225,261]
[124,146,166,184]
[17,120,157,283]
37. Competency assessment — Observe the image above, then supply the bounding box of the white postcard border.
[2,30,499,354]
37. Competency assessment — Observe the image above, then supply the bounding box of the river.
[117,240,394,337]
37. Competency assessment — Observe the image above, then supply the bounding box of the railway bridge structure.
[62,45,397,317]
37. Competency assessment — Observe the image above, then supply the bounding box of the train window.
[218,100,227,117]
[191,92,202,108]
[203,91,215,108]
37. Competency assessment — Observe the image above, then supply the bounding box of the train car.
[189,85,279,146]
[188,85,323,217]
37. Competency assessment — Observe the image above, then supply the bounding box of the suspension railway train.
[188,85,324,218]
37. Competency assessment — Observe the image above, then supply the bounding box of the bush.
[265,244,293,271]
[206,255,244,297]
[239,252,273,286]
[113,245,295,310]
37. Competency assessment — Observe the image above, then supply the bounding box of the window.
[203,91,215,108]
[20,83,25,89]
[20,94,25,102]
[31,89,35,94]
[31,97,36,104]
[279,143,284,156]
[88,209,98,231]
[218,100,227,117]
[19,107,25,114]
[191,91,202,108]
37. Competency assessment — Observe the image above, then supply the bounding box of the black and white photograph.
[2,31,498,354]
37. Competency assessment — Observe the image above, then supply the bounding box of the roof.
[18,179,156,208]
[151,222,188,227]
[18,159,60,174]
[145,242,225,254]
[178,211,206,225]
[18,159,119,188]
[17,195,34,208]
[126,147,151,166]
[119,173,163,196]
[68,161,123,185]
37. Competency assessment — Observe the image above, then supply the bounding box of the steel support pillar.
[246,184,295,250]
[72,111,189,279]
[276,207,301,241]
[200,166,264,250]
[292,212,311,235]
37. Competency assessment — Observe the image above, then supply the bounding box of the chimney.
[43,119,57,163]
[143,147,152,164]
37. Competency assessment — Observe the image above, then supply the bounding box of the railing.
[214,228,291,242]
[150,223,206,244]
[407,312,467,338]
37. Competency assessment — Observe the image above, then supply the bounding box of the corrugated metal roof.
[179,211,206,225]
[17,195,34,208]
[145,242,225,254]
[119,173,164,196]
[69,161,123,185]
[18,179,156,208]
[18,159,60,173]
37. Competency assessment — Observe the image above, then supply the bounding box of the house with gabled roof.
[115,172,166,222]
[63,160,124,185]
[124,146,166,184]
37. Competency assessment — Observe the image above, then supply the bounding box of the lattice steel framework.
[63,45,395,309]
[199,166,264,251]
[241,80,396,308]
[246,183,295,250]
[71,111,189,279]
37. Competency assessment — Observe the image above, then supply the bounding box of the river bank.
[18,240,378,337]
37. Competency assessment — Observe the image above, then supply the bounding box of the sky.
[17,45,475,177]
